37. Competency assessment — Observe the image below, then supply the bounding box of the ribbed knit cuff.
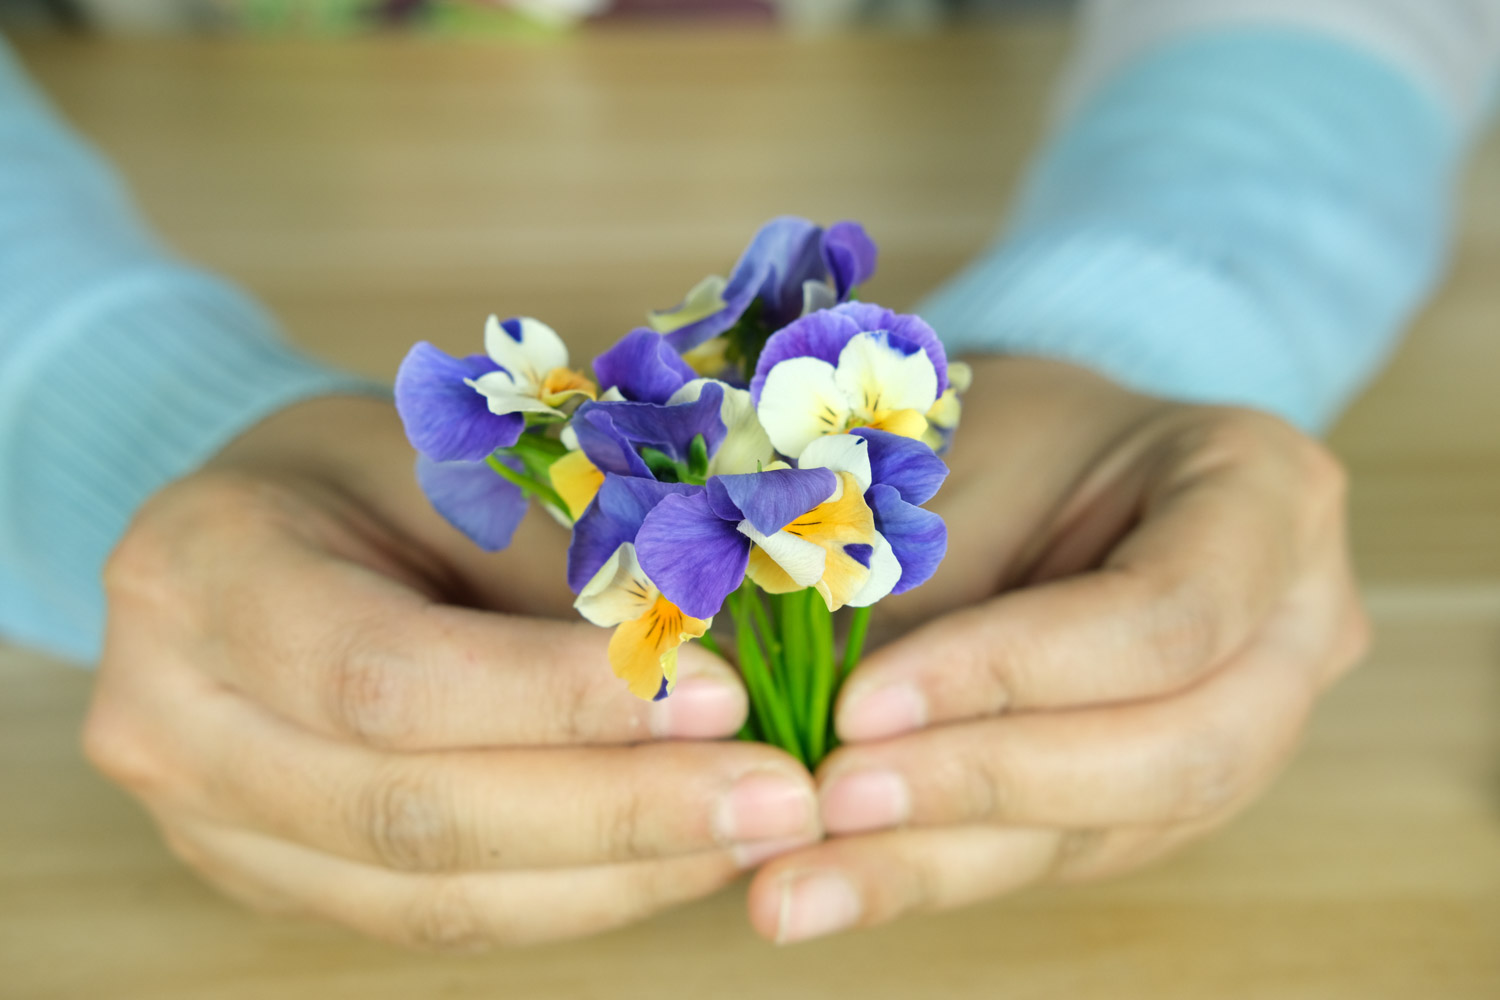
[0,266,383,661]
[918,29,1461,433]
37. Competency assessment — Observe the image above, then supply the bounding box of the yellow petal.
[775,471,878,612]
[681,337,732,377]
[608,596,709,701]
[784,472,876,547]
[814,543,872,612]
[550,449,605,521]
[540,367,598,408]
[865,407,929,441]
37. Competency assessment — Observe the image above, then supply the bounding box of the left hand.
[743,357,1370,943]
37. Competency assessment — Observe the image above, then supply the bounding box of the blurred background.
[2,0,1073,34]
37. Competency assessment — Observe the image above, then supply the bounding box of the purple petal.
[593,329,696,404]
[749,309,864,405]
[822,221,878,299]
[394,342,522,461]
[828,302,949,395]
[868,484,947,594]
[567,475,703,593]
[707,466,837,536]
[661,217,826,352]
[577,383,727,466]
[415,453,528,552]
[636,492,751,619]
[851,428,949,505]
[730,215,827,331]
[844,542,874,568]
[571,406,654,479]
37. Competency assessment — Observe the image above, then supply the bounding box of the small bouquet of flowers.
[394,217,967,766]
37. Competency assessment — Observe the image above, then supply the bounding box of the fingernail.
[777,871,862,944]
[651,676,746,739]
[732,834,819,869]
[839,683,926,741]
[716,771,815,845]
[821,769,910,833]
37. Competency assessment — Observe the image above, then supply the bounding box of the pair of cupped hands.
[84,357,1368,950]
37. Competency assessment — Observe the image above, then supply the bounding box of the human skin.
[83,357,1367,949]
[746,356,1369,944]
[82,395,820,950]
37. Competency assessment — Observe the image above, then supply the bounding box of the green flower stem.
[777,590,811,740]
[806,592,837,763]
[484,454,567,513]
[509,431,569,458]
[747,589,784,684]
[734,585,805,765]
[841,605,873,680]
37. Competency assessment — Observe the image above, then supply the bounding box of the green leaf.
[639,447,681,483]
[687,434,710,479]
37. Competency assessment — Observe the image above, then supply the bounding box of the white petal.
[948,360,974,394]
[670,378,776,475]
[846,532,902,608]
[801,279,838,316]
[738,522,826,588]
[467,374,564,418]
[574,543,658,627]
[755,356,849,459]
[649,274,728,335]
[834,331,939,416]
[560,423,580,450]
[599,385,627,402]
[484,315,570,389]
[797,433,872,492]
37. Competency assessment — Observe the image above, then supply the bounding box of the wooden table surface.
[3,21,1499,1000]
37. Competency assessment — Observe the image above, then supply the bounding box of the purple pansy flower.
[570,381,729,478]
[567,474,704,593]
[649,217,879,352]
[634,466,839,619]
[592,329,697,404]
[750,302,950,459]
[394,343,520,461]
[848,428,948,594]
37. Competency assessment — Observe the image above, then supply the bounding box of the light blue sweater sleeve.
[920,29,1475,432]
[0,38,375,661]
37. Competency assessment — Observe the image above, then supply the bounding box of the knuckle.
[1299,439,1349,502]
[1167,726,1246,822]
[354,765,459,873]
[1142,577,1222,685]
[598,784,655,863]
[1180,407,1284,470]
[402,879,492,953]
[950,751,1009,823]
[81,700,170,796]
[900,853,943,915]
[1047,828,1112,883]
[327,630,424,748]
[947,615,1015,714]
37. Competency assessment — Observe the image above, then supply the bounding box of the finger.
[819,627,1318,834]
[161,674,820,872]
[165,820,743,951]
[837,421,1343,738]
[747,820,1222,943]
[204,524,747,749]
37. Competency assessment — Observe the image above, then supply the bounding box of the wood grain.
[3,22,1498,998]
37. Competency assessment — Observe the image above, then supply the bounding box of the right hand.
[83,396,819,950]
